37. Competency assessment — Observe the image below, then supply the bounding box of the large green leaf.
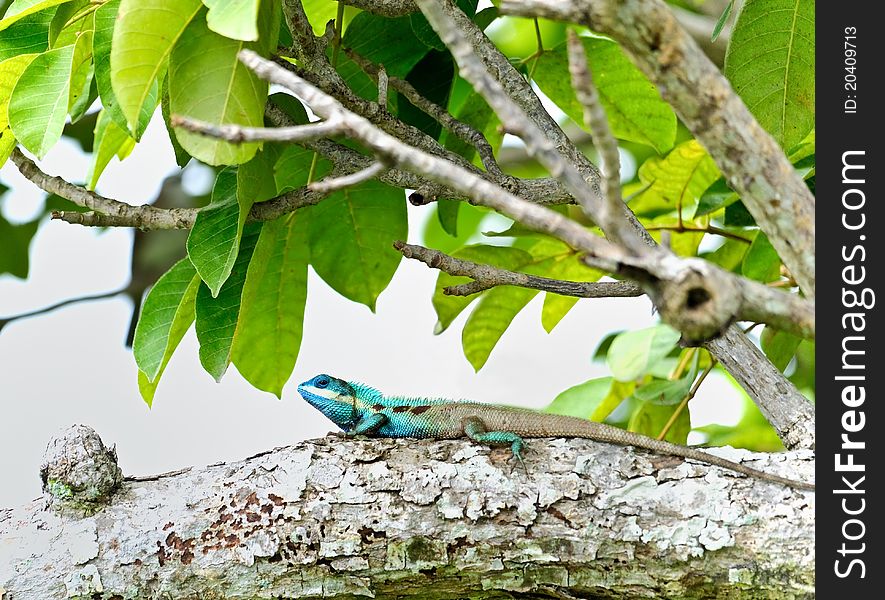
[187,168,254,297]
[628,399,689,444]
[94,0,156,140]
[0,213,39,278]
[741,231,780,283]
[194,222,261,381]
[0,128,15,164]
[7,43,75,157]
[86,108,136,189]
[301,0,337,36]
[230,213,310,396]
[462,285,537,371]
[132,258,200,405]
[168,3,278,165]
[308,180,407,310]
[203,0,261,42]
[760,326,801,372]
[546,377,613,419]
[111,0,203,132]
[431,245,532,333]
[629,140,721,216]
[534,35,676,153]
[607,324,681,382]
[725,0,814,151]
[0,53,38,131]
[0,11,52,63]
[0,0,70,31]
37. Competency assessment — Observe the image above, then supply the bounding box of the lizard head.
[298,374,360,430]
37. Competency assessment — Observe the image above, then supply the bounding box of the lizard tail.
[526,415,815,491]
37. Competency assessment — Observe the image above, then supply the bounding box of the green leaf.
[203,0,261,41]
[194,222,261,381]
[94,0,156,140]
[301,0,337,36]
[644,215,705,257]
[741,231,780,283]
[436,199,460,237]
[169,2,278,165]
[431,245,532,333]
[160,73,190,166]
[761,326,801,372]
[0,128,15,165]
[187,168,254,297]
[0,0,71,32]
[230,213,310,396]
[0,213,39,278]
[723,200,756,227]
[0,11,52,63]
[630,140,721,215]
[237,144,279,205]
[308,179,407,309]
[274,145,324,193]
[693,178,739,217]
[0,53,38,131]
[410,0,477,50]
[534,35,676,153]
[7,44,75,158]
[628,400,689,444]
[633,376,692,406]
[703,237,750,272]
[607,324,681,382]
[462,285,537,371]
[711,0,734,42]
[591,379,635,422]
[337,12,429,101]
[132,258,200,405]
[111,0,203,132]
[724,0,814,150]
[87,108,136,189]
[546,377,613,419]
[535,250,603,333]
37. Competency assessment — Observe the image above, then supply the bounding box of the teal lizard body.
[297,374,814,491]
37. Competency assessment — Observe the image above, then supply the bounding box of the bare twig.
[394,241,644,298]
[171,114,344,143]
[346,47,505,179]
[308,162,388,193]
[566,30,623,243]
[11,149,196,229]
[0,286,128,332]
[376,64,389,108]
[12,149,329,230]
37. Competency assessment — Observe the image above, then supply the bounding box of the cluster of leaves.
[1,0,814,443]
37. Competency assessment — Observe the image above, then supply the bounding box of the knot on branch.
[654,261,742,345]
[40,424,122,515]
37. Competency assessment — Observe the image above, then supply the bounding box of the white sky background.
[0,114,743,508]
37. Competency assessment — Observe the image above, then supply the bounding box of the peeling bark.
[1,435,814,599]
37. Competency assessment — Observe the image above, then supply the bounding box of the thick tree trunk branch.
[1,429,815,599]
[500,0,816,298]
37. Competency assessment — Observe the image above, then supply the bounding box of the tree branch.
[237,50,814,345]
[500,0,816,298]
[394,241,644,298]
[345,47,506,179]
[0,427,815,599]
[11,148,331,230]
[566,29,625,245]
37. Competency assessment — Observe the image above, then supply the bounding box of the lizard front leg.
[345,413,388,437]
[461,416,526,470]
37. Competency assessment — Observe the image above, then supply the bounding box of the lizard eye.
[315,376,330,389]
